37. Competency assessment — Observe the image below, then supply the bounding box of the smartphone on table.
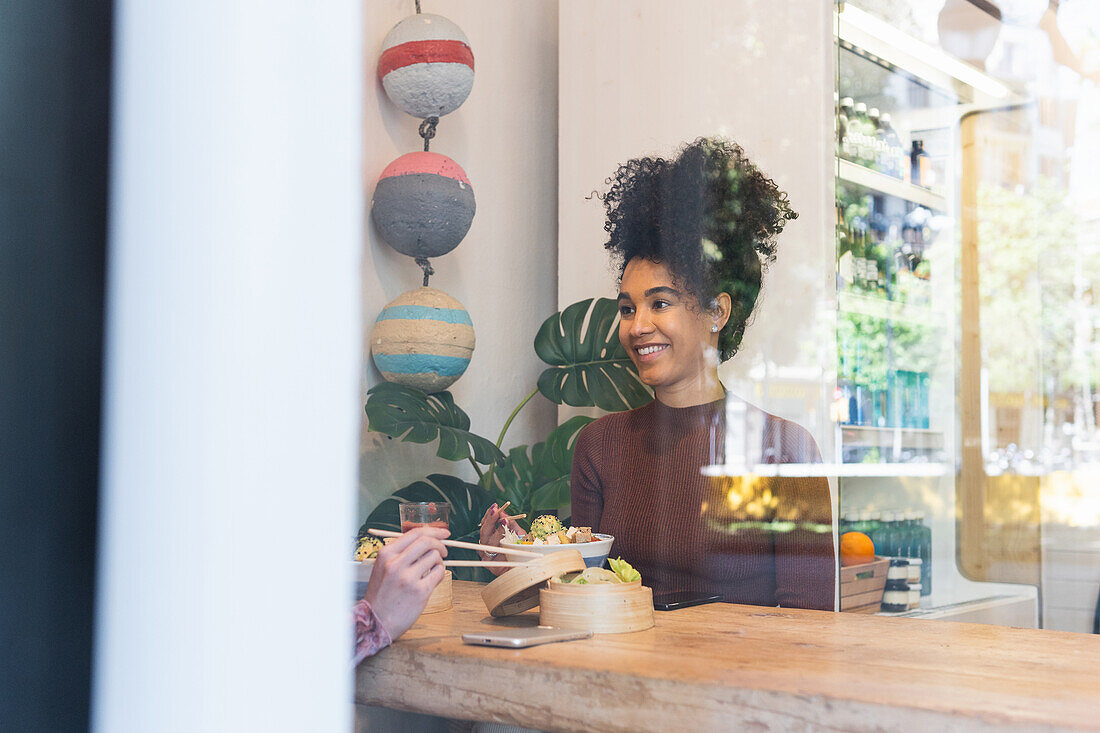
[652,591,723,611]
[461,626,592,648]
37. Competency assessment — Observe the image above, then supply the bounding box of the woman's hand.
[362,526,448,641]
[478,503,526,576]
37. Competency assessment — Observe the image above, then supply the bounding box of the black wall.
[0,1,113,730]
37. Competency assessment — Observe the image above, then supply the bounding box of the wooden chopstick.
[367,528,541,559]
[478,513,526,526]
[477,501,513,527]
[444,560,524,568]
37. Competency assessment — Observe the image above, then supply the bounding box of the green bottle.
[868,107,883,171]
[914,511,932,594]
[866,511,882,549]
[897,511,916,558]
[839,96,853,156]
[869,511,890,557]
[853,103,871,166]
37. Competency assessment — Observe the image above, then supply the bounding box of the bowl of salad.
[500,514,614,568]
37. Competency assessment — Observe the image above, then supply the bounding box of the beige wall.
[360,1,560,520]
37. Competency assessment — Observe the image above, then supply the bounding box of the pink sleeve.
[352,599,392,666]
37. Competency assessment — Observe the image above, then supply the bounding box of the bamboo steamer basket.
[481,549,586,617]
[354,561,451,614]
[539,579,654,634]
[422,570,453,614]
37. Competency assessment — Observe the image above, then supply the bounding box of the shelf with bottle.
[840,425,943,451]
[835,367,937,433]
[836,93,945,202]
[836,308,943,456]
[838,291,942,327]
[837,158,945,212]
[840,509,933,597]
[835,185,939,312]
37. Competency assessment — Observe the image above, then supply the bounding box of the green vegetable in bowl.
[553,559,642,586]
[528,514,564,540]
[608,557,640,583]
[554,566,633,585]
[571,567,620,584]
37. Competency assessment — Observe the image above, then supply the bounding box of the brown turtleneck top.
[570,396,836,611]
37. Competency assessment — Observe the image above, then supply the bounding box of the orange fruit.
[840,531,875,567]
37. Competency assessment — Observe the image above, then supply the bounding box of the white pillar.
[94,2,362,731]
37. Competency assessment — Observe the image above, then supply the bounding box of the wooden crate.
[840,557,889,613]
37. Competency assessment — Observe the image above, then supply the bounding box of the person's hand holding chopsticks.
[478,502,527,576]
[361,525,449,642]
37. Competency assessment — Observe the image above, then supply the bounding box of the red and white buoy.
[378,14,474,119]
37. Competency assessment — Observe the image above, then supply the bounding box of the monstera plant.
[359,298,651,579]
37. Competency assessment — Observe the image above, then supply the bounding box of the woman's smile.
[635,342,669,360]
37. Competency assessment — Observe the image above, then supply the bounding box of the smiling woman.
[570,138,836,610]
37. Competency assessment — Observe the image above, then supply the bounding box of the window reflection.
[839,0,1100,632]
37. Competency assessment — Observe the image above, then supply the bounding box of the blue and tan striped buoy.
[371,151,475,259]
[370,287,475,392]
[378,14,474,119]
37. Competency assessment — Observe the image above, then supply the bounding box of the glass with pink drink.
[398,501,451,533]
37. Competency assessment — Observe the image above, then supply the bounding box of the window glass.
[360,0,1099,635]
[837,0,1100,631]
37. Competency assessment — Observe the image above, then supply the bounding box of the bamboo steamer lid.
[539,579,655,634]
[481,550,586,617]
[422,570,453,614]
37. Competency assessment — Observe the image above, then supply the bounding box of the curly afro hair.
[601,137,797,360]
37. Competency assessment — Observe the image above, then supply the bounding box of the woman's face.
[617,258,722,402]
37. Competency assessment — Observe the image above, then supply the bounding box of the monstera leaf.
[492,415,595,520]
[365,382,504,466]
[357,474,494,582]
[534,297,652,412]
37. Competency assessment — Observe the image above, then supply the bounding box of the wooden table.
[355,581,1100,732]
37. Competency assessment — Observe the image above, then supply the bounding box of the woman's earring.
[711,324,719,333]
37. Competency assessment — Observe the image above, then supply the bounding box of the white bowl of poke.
[500,515,614,568]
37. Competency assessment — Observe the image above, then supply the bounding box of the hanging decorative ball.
[370,286,475,393]
[378,13,474,119]
[372,151,475,259]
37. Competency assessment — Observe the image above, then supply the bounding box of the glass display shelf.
[837,158,946,211]
[832,3,1041,622]
[837,4,1018,110]
[840,425,944,451]
[837,291,939,327]
[701,462,948,479]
